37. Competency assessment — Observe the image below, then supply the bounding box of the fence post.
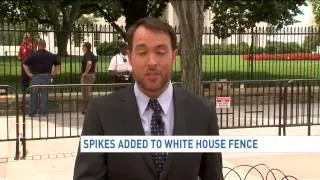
[14,87,20,160]
[22,89,27,159]
[278,81,283,136]
[282,82,288,136]
[307,82,312,136]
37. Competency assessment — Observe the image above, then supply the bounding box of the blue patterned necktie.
[148,99,167,177]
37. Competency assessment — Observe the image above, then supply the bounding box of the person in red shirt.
[18,33,37,91]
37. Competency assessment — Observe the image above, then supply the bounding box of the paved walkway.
[1,125,320,179]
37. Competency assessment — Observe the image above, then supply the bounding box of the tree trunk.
[52,4,79,56]
[171,0,204,96]
[56,31,70,56]
[55,17,74,56]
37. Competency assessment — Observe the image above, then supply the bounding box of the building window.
[94,32,100,47]
[238,34,244,44]
[54,35,57,47]
[73,32,82,47]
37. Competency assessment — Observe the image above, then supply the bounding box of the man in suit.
[73,17,223,180]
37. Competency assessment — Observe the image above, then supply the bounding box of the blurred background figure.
[18,32,38,92]
[108,42,132,83]
[22,39,60,117]
[81,42,98,115]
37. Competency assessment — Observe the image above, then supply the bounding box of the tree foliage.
[209,0,307,39]
[310,0,320,26]
[0,0,98,55]
[306,0,320,52]
[95,0,169,39]
[0,0,308,56]
[73,16,97,47]
[0,0,98,28]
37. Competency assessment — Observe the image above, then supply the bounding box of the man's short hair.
[82,42,91,51]
[126,17,177,50]
[119,42,128,51]
[38,39,46,48]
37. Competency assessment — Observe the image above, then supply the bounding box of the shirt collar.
[119,53,127,58]
[134,82,173,115]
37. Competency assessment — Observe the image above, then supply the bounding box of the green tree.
[209,0,306,79]
[0,0,169,55]
[95,0,169,40]
[0,0,98,55]
[310,0,320,25]
[210,0,306,39]
[73,16,97,47]
[309,0,320,52]
[302,28,320,53]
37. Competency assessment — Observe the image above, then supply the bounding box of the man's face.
[82,45,87,53]
[120,48,127,56]
[24,33,30,39]
[128,26,176,94]
[23,33,31,43]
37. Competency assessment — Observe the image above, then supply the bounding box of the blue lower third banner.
[80,136,320,153]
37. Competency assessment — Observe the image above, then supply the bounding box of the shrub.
[201,43,264,55]
[302,34,320,53]
[264,41,301,54]
[96,41,123,56]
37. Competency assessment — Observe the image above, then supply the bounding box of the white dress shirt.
[108,53,132,72]
[134,82,174,136]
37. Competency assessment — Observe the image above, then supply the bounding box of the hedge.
[201,43,264,55]
[201,42,306,55]
[264,41,302,54]
[96,41,309,55]
[96,41,124,56]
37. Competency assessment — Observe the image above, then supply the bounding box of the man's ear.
[127,50,132,66]
[172,49,177,64]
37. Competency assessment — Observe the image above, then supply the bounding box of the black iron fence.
[0,80,319,160]
[1,23,320,90]
[20,83,130,158]
[0,85,20,160]
[0,81,313,179]
[201,79,320,135]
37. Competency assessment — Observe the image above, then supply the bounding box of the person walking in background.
[23,39,60,117]
[108,42,132,83]
[18,32,38,92]
[81,42,97,115]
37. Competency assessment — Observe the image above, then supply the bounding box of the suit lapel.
[119,85,156,174]
[161,86,189,179]
[119,85,145,135]
[172,86,189,135]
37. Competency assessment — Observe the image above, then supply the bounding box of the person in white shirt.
[108,43,132,83]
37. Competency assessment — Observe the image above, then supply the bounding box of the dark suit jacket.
[73,84,223,180]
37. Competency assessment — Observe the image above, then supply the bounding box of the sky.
[293,2,315,26]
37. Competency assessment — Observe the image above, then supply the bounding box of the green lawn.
[1,55,320,90]
[200,55,320,80]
